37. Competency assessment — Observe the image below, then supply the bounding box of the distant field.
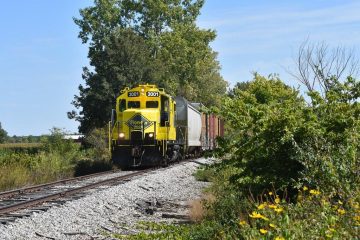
[0,143,42,149]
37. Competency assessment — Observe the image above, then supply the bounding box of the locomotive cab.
[110,84,178,168]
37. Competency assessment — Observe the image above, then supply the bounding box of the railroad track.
[0,159,198,224]
[0,169,152,224]
[0,169,121,199]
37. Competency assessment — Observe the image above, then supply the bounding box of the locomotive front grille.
[130,131,143,143]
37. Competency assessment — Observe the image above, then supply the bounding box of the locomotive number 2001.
[128,91,140,97]
[146,91,159,97]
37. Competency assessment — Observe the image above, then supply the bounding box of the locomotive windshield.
[128,101,140,109]
[146,101,159,108]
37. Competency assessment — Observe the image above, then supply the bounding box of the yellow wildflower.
[275,197,281,204]
[303,186,308,191]
[239,220,247,226]
[338,200,343,205]
[337,208,346,215]
[258,203,266,210]
[259,228,268,234]
[269,223,277,228]
[353,215,360,221]
[275,237,285,240]
[269,191,273,196]
[249,211,262,218]
[268,204,277,209]
[274,207,284,213]
[309,189,320,195]
[249,211,269,221]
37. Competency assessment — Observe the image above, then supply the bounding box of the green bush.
[83,127,111,161]
[74,158,112,176]
[216,75,359,197]
[296,77,360,195]
[193,166,216,182]
[116,74,359,239]
[41,127,79,154]
[217,75,309,194]
[0,128,86,191]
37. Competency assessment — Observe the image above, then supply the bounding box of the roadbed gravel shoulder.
[0,158,213,240]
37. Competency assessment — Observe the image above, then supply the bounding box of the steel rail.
[0,169,120,199]
[0,169,150,215]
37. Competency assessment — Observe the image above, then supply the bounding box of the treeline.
[69,0,228,134]
[0,122,47,144]
[3,135,42,144]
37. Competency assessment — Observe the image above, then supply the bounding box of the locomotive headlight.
[119,132,125,138]
[148,133,154,138]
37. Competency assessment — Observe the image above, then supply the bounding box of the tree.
[68,28,164,133]
[227,81,251,98]
[0,122,8,143]
[157,22,227,105]
[70,0,227,133]
[290,40,359,95]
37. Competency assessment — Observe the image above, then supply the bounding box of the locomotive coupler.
[131,146,142,158]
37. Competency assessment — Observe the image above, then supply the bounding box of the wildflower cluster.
[236,188,360,239]
[237,192,287,239]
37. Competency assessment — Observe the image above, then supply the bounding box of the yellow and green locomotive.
[109,84,224,168]
[109,84,179,168]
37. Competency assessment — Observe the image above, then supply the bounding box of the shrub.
[218,75,309,194]
[0,128,86,191]
[83,127,111,161]
[296,77,360,195]
[217,74,359,197]
[41,127,79,154]
[74,158,113,176]
[111,74,359,239]
[193,166,216,182]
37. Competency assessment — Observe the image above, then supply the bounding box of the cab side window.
[160,95,169,126]
[119,99,126,112]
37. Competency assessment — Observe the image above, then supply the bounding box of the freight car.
[109,84,223,168]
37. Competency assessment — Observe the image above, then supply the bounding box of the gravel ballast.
[0,159,211,240]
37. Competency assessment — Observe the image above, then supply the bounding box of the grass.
[0,149,76,191]
[0,143,42,148]
[0,134,112,191]
[188,199,205,222]
[0,143,43,155]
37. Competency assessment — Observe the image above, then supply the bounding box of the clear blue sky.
[1,0,359,136]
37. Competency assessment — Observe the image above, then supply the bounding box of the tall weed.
[0,128,94,191]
